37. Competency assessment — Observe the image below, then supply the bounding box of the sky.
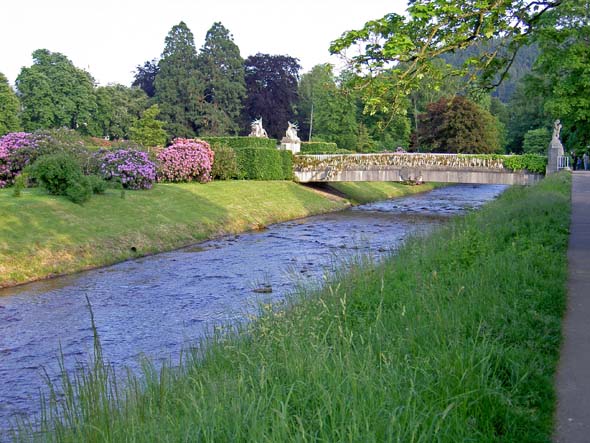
[1,0,407,87]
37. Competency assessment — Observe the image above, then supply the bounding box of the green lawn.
[19,173,570,442]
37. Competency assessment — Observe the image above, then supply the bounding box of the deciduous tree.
[243,54,300,140]
[93,84,148,139]
[0,73,20,135]
[16,49,97,133]
[129,104,168,148]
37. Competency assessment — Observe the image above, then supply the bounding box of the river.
[0,184,506,437]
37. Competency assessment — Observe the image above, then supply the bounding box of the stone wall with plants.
[293,153,547,174]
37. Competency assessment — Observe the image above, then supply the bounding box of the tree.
[132,59,159,98]
[297,64,358,149]
[330,1,563,119]
[243,54,301,140]
[0,73,20,135]
[16,49,97,133]
[129,104,168,148]
[197,22,246,135]
[93,84,148,139]
[523,127,551,154]
[154,22,203,138]
[532,0,590,151]
[417,95,502,153]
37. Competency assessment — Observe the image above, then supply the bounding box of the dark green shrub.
[86,174,108,194]
[211,146,240,180]
[65,176,92,204]
[279,150,293,180]
[202,136,278,150]
[301,141,353,154]
[31,153,84,195]
[503,154,547,174]
[234,148,286,180]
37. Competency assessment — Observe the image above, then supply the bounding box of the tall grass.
[14,173,570,442]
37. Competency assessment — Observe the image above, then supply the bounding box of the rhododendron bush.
[0,132,40,187]
[100,149,156,190]
[157,138,214,183]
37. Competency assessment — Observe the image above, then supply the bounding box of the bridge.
[293,153,543,185]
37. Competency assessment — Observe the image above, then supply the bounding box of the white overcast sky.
[1,0,407,87]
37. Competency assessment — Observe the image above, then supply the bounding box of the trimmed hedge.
[300,141,351,155]
[202,136,278,150]
[234,147,292,180]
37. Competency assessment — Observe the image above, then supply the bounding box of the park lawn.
[20,173,570,442]
[328,181,448,204]
[0,180,442,288]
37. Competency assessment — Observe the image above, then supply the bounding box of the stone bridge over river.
[293,153,543,185]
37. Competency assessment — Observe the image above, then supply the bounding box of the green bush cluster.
[234,147,292,180]
[211,146,240,180]
[502,154,547,174]
[202,136,278,150]
[300,142,353,155]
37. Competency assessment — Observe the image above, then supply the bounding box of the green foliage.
[129,105,168,148]
[154,22,203,138]
[92,84,148,139]
[330,2,563,123]
[211,146,239,180]
[86,174,108,194]
[0,72,20,135]
[16,49,97,134]
[197,22,246,135]
[301,141,353,154]
[523,127,551,154]
[417,95,502,153]
[201,136,277,150]
[29,152,94,204]
[503,153,547,174]
[532,0,590,151]
[65,176,92,204]
[234,147,291,180]
[12,172,28,197]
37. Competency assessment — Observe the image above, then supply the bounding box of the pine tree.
[197,22,246,135]
[154,22,203,138]
[0,73,20,135]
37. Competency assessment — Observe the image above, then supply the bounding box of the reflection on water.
[0,184,506,435]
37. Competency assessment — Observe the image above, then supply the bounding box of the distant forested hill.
[441,42,539,103]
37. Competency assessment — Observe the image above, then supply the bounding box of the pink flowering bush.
[157,138,214,183]
[0,132,41,187]
[100,149,156,190]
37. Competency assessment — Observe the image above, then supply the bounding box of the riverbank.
[19,173,570,441]
[0,180,443,288]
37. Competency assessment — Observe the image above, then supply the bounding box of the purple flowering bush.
[100,149,156,190]
[157,138,214,183]
[0,132,40,187]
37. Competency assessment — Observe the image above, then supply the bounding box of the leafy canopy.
[0,72,20,135]
[330,1,563,117]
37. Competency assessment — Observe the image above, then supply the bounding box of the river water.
[0,184,506,436]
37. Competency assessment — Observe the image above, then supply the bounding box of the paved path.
[555,171,590,442]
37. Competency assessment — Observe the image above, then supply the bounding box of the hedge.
[234,147,292,180]
[300,141,353,155]
[202,136,278,150]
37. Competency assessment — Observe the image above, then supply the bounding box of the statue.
[553,119,562,140]
[249,118,268,138]
[284,122,300,142]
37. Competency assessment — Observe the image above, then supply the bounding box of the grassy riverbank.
[0,180,442,288]
[18,173,570,442]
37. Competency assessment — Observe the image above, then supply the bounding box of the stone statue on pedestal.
[279,122,301,154]
[547,119,566,174]
[249,118,268,138]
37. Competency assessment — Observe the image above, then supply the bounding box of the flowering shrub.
[100,149,156,190]
[157,138,214,183]
[0,132,40,187]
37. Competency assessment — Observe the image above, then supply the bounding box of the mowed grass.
[0,181,348,287]
[328,181,446,204]
[18,173,570,442]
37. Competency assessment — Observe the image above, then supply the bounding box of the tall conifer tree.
[197,22,246,135]
[154,22,203,138]
[0,73,20,135]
